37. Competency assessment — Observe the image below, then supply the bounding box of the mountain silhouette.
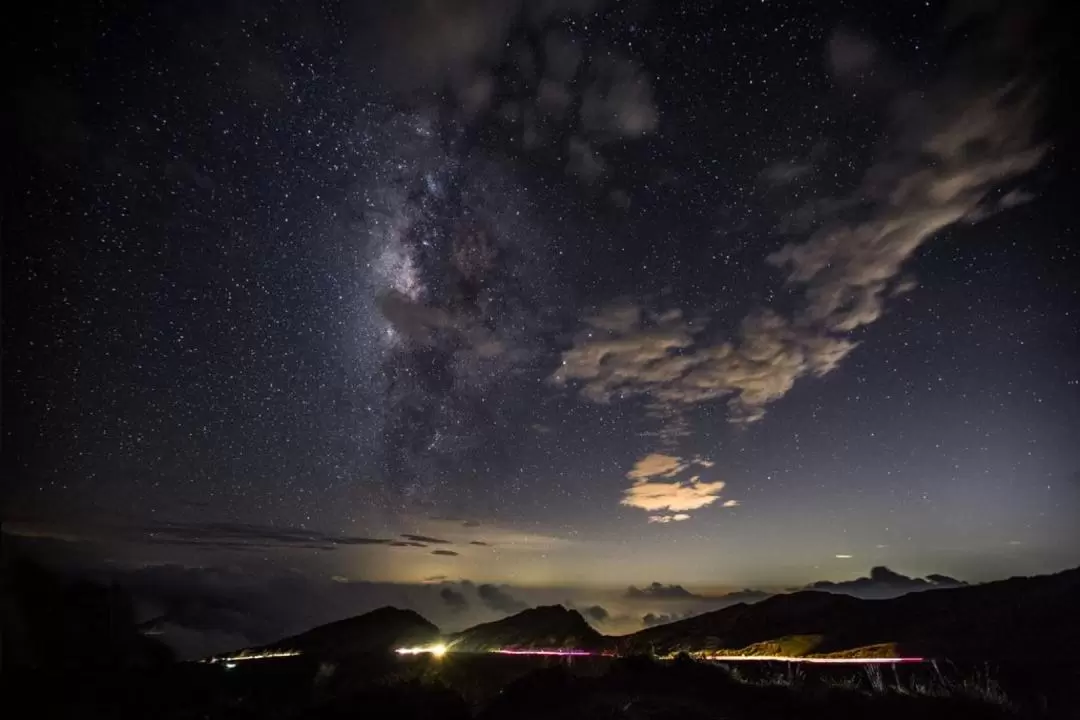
[256,606,439,659]
[451,605,605,652]
[623,566,1079,659]
[224,566,1079,662]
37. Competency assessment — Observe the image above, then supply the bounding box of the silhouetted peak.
[451,604,604,651]
[261,605,439,658]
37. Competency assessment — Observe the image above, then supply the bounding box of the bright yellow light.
[394,643,449,657]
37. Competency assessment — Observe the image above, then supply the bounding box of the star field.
[4,0,1078,653]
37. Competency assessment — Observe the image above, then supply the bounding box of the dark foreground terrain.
[6,652,1080,719]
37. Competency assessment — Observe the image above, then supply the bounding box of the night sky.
[5,0,1079,655]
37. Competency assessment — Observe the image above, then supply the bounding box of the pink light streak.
[492,649,600,657]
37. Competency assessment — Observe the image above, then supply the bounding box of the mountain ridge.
[217,565,1079,662]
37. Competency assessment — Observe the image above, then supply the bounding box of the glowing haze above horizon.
[5,0,1079,655]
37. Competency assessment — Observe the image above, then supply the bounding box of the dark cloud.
[625,582,700,600]
[759,141,831,188]
[5,519,397,553]
[554,3,1048,426]
[583,604,609,623]
[356,0,656,182]
[364,0,598,105]
[714,589,772,604]
[439,587,469,612]
[469,541,490,546]
[579,50,659,138]
[477,583,527,613]
[431,549,460,557]
[333,537,399,546]
[425,575,449,582]
[108,564,282,646]
[370,149,569,499]
[390,541,428,548]
[377,291,511,367]
[805,566,966,599]
[642,610,698,628]
[826,28,881,81]
[401,534,452,545]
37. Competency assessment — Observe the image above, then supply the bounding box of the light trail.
[395,643,448,657]
[696,655,926,664]
[390,645,927,664]
[492,649,600,657]
[206,650,302,664]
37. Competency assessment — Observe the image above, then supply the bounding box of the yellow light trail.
[695,654,925,664]
[394,643,448,657]
[206,650,302,663]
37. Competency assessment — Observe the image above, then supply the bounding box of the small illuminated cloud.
[626,453,688,480]
[623,476,726,513]
[835,554,853,559]
[622,453,731,520]
[647,513,691,523]
[722,499,740,507]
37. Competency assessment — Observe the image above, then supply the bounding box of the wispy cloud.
[553,5,1047,426]
[554,303,856,424]
[760,160,813,186]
